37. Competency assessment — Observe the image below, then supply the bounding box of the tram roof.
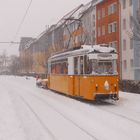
[49,44,117,61]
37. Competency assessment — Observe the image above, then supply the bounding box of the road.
[0,75,140,140]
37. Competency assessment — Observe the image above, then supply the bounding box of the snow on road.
[0,75,140,140]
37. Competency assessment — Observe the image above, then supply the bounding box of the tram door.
[68,56,84,96]
[74,56,85,96]
[74,56,80,96]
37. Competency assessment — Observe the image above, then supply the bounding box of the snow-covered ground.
[0,75,140,140]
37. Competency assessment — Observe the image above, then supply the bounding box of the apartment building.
[96,0,120,49]
[19,0,140,80]
[120,0,140,80]
[96,0,120,73]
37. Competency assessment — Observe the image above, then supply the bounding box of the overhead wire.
[12,0,33,42]
[0,0,33,45]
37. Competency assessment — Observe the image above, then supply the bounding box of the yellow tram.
[47,44,119,100]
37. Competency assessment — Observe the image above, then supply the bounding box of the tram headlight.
[95,84,98,91]
[114,84,117,91]
[104,80,110,91]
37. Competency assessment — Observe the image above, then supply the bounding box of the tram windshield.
[88,59,117,75]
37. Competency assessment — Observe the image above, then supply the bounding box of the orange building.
[96,0,120,73]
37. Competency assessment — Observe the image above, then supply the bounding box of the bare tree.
[8,55,20,75]
[127,10,140,43]
[0,50,8,74]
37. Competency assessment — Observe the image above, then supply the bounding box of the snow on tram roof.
[49,44,117,60]
[81,44,117,53]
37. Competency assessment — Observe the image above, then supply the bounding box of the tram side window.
[61,62,68,74]
[87,60,93,74]
[80,56,84,74]
[51,64,56,74]
[84,56,92,74]
[51,61,68,74]
[55,63,60,74]
[84,55,88,74]
[74,57,78,74]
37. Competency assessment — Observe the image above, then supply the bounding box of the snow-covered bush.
[119,80,140,94]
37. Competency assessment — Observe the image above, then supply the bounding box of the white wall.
[120,0,134,80]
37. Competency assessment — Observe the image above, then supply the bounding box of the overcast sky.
[0,0,90,56]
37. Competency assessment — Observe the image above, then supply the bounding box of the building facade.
[120,0,140,80]
[96,0,120,73]
[19,0,140,81]
[19,37,35,73]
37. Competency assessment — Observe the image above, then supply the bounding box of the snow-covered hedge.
[119,80,140,94]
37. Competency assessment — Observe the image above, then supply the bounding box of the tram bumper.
[95,93,119,100]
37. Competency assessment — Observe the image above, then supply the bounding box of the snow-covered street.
[0,75,140,140]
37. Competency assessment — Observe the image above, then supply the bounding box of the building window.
[98,27,101,36]
[130,39,133,49]
[108,24,112,33]
[130,59,133,68]
[93,30,95,36]
[123,60,127,70]
[108,2,117,15]
[93,14,95,20]
[112,22,117,32]
[93,21,95,27]
[98,10,100,20]
[102,25,105,35]
[123,39,126,50]
[108,22,117,33]
[130,15,133,28]
[112,3,117,13]
[93,15,95,27]
[123,18,126,30]
[123,0,126,9]
[108,5,111,15]
[129,0,132,6]
[102,8,105,18]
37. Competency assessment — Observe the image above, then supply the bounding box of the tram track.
[2,79,98,140]
[4,76,140,126]
[0,81,58,140]
[85,99,140,125]
[36,89,140,126]
[1,77,140,140]
[22,90,140,140]
[53,93,140,125]
[19,90,99,140]
[5,77,140,126]
[97,104,140,125]
[71,98,140,125]
[19,95,57,140]
[8,78,140,128]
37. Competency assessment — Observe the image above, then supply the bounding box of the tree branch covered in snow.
[127,9,140,44]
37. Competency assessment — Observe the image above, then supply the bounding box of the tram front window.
[89,60,117,75]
